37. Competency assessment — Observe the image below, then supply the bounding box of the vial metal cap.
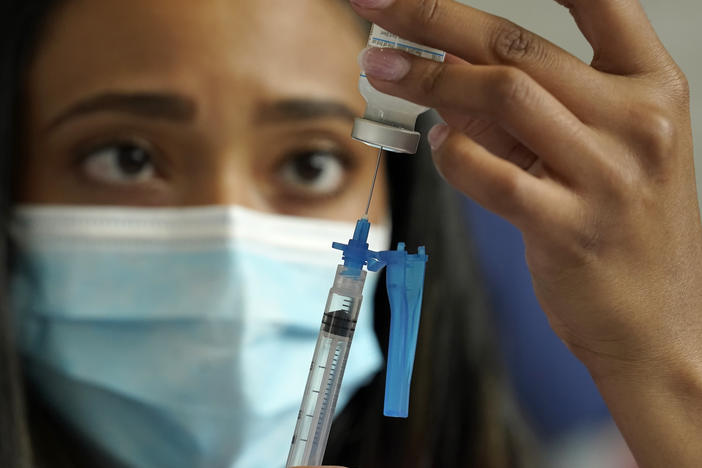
[351,118,420,154]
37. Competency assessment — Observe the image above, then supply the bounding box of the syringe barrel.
[322,266,366,335]
[286,265,367,467]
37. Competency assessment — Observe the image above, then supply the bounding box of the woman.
[3,1,702,468]
[1,1,533,467]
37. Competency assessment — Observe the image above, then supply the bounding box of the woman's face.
[18,0,387,223]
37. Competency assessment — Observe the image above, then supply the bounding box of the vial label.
[367,25,446,63]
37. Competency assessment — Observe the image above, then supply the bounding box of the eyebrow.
[255,99,357,123]
[45,92,197,133]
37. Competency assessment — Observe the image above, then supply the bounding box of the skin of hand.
[348,0,702,466]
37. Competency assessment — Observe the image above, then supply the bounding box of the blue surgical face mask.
[10,205,389,468]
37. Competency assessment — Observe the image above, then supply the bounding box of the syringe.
[286,143,428,466]
[286,146,385,467]
[285,263,367,467]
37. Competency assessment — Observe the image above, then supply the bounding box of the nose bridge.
[183,145,266,210]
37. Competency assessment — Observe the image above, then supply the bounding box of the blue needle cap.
[333,218,428,418]
[378,244,427,418]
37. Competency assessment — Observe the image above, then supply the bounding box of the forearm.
[592,355,702,467]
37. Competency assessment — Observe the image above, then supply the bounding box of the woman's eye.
[277,150,348,197]
[80,143,156,184]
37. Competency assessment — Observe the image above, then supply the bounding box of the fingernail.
[359,47,411,81]
[350,0,395,9]
[428,124,449,150]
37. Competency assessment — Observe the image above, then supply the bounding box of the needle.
[364,146,383,217]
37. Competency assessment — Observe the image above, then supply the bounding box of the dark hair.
[1,1,64,467]
[0,1,536,467]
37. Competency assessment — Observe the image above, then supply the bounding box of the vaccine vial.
[352,25,446,154]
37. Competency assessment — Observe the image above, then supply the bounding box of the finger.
[428,124,569,229]
[350,0,610,107]
[360,48,601,184]
[556,0,671,75]
[435,109,538,172]
[440,52,630,131]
